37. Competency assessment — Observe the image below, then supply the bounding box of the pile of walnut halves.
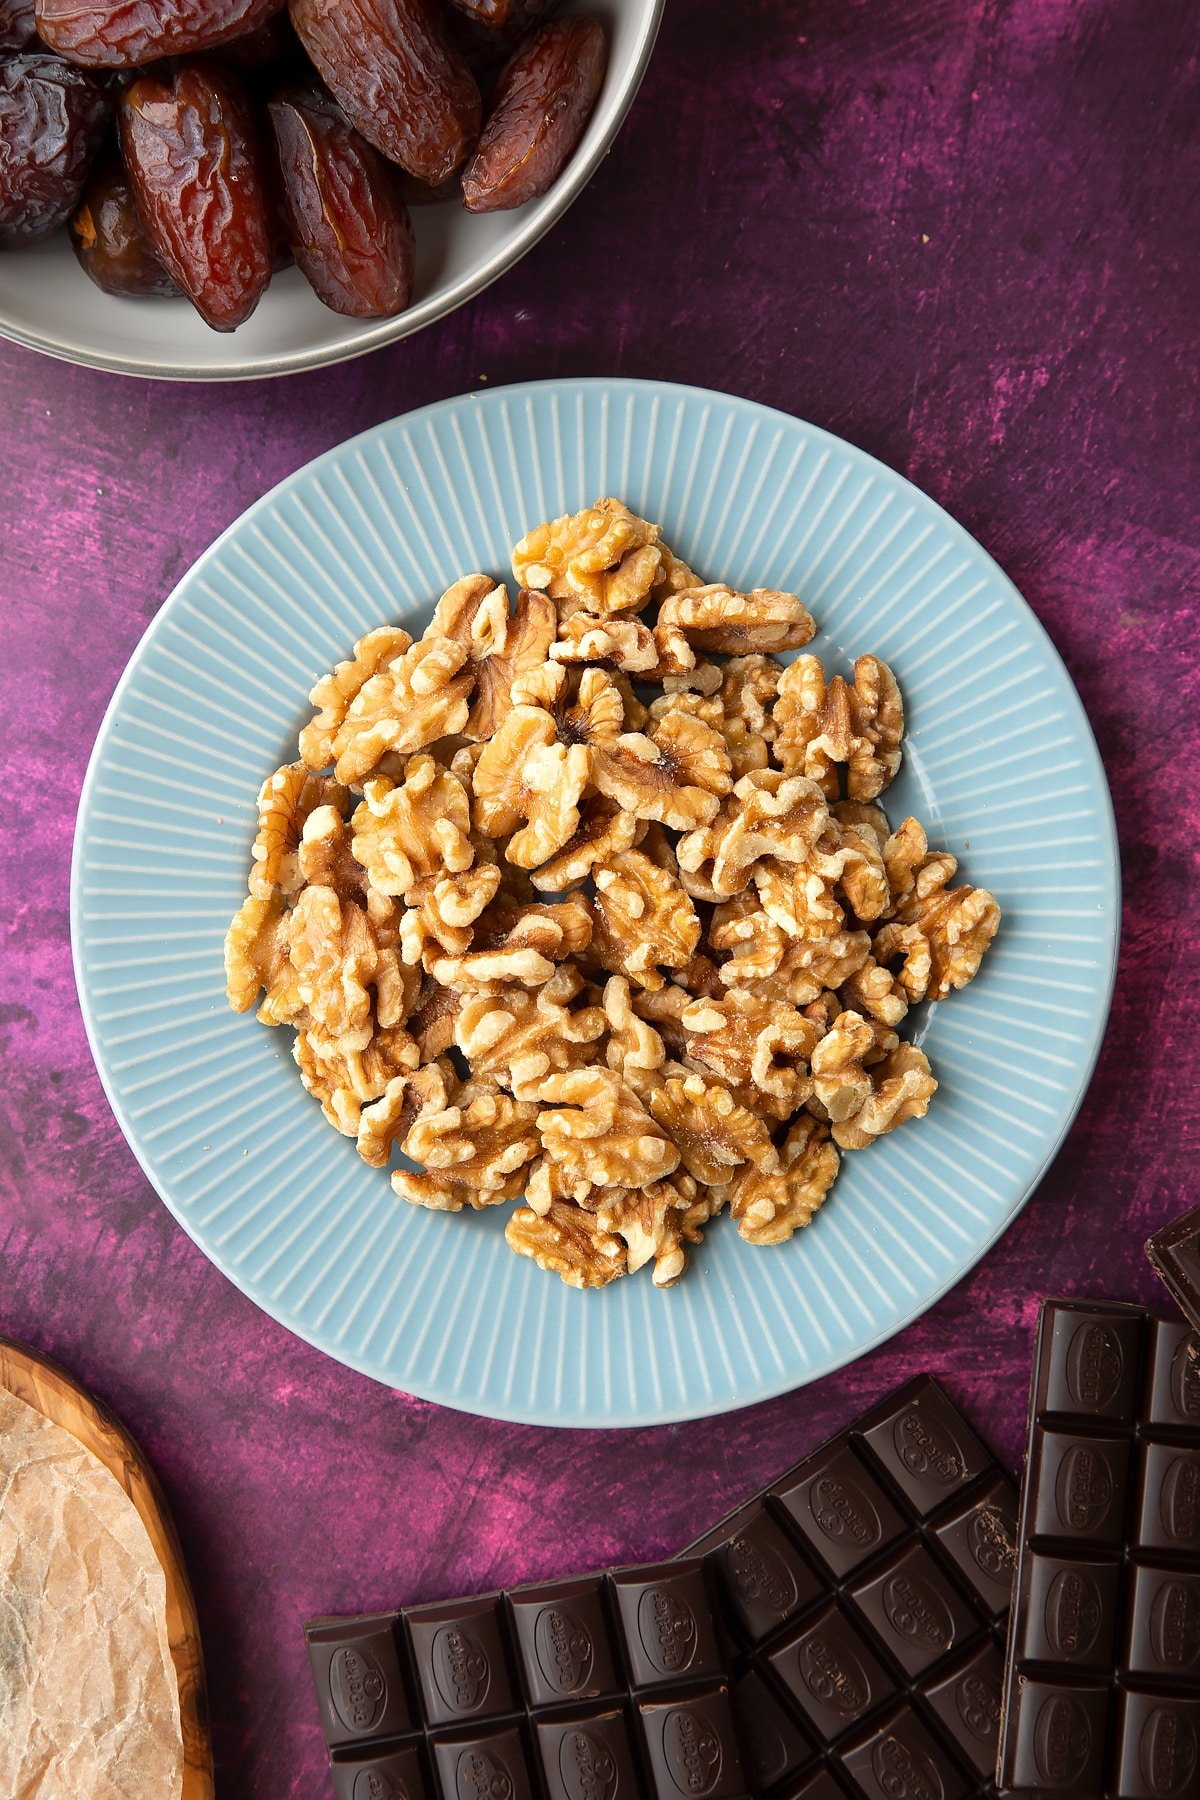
[224,499,1001,1290]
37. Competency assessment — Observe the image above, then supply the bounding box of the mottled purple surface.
[1,1,1198,1794]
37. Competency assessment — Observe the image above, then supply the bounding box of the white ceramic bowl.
[0,0,662,380]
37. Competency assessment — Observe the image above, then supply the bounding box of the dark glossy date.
[287,0,480,185]
[35,0,284,69]
[0,53,110,244]
[461,14,605,212]
[269,87,414,317]
[70,156,179,293]
[118,61,272,329]
[0,0,37,49]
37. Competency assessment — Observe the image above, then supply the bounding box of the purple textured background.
[2,2,1198,1794]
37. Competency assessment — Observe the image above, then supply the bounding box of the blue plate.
[71,380,1119,1426]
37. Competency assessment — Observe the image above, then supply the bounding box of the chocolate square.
[1028,1429,1130,1548]
[732,1670,813,1792]
[766,1604,893,1743]
[846,1542,979,1679]
[701,1506,822,1645]
[609,1564,724,1690]
[533,1707,641,1800]
[1038,1302,1143,1423]
[932,1474,1017,1618]
[1135,1441,1200,1554]
[918,1639,1003,1781]
[1113,1689,1200,1800]
[1124,1564,1200,1683]
[406,1598,516,1726]
[1146,1205,1200,1336]
[637,1685,749,1800]
[1002,1680,1108,1793]
[431,1726,536,1800]
[771,1447,904,1579]
[308,1614,414,1748]
[1144,1318,1200,1433]
[508,1579,621,1707]
[332,1743,430,1800]
[1015,1553,1119,1672]
[839,1705,971,1800]
[860,1386,989,1516]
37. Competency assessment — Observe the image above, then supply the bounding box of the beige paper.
[0,1387,183,1800]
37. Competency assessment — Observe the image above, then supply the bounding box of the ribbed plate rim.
[69,377,1121,1425]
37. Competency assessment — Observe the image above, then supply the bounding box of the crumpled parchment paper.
[0,1386,183,1800]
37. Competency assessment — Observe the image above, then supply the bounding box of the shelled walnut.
[224,496,1000,1292]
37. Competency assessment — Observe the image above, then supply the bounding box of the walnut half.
[596,1175,720,1288]
[394,1086,540,1212]
[536,1069,681,1193]
[719,1117,840,1245]
[774,654,903,800]
[513,498,664,616]
[505,1201,628,1289]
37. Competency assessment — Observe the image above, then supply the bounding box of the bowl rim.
[0,0,665,383]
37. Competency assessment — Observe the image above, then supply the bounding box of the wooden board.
[0,1335,214,1800]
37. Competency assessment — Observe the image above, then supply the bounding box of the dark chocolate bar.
[998,1298,1200,1797]
[683,1375,1018,1799]
[1147,1206,1200,1336]
[306,1560,754,1800]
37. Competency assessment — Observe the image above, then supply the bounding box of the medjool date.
[34,0,285,70]
[0,0,37,50]
[288,0,479,185]
[269,87,414,317]
[70,156,179,293]
[118,61,272,328]
[0,52,109,243]
[461,15,605,213]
